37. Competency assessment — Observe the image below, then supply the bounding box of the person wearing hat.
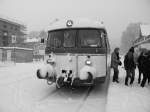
[124,47,136,86]
[111,47,122,83]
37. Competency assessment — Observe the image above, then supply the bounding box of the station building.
[133,24,150,49]
[0,17,26,46]
[0,17,34,63]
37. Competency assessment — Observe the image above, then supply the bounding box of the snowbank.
[0,62,44,85]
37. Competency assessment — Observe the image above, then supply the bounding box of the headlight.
[85,60,92,65]
[66,20,73,27]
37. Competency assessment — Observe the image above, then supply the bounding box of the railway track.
[36,84,94,108]
[75,86,94,112]
[33,67,110,111]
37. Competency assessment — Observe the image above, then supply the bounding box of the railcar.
[36,18,110,88]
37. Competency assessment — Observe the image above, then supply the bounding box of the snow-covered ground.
[0,62,109,112]
[0,62,43,85]
[0,62,47,112]
[106,65,150,112]
[0,61,150,112]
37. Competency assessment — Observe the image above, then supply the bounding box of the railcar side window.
[101,32,107,47]
[79,29,102,47]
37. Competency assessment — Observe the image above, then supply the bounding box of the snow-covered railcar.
[36,18,110,88]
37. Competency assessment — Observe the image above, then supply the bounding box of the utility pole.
[12,35,16,65]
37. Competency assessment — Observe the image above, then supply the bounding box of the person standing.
[111,47,122,83]
[124,47,136,86]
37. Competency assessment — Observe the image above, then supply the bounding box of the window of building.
[3,24,7,28]
[10,26,13,30]
[15,27,18,31]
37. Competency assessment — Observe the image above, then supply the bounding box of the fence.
[0,47,33,63]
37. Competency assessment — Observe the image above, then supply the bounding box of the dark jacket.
[124,48,136,70]
[137,52,144,72]
[111,48,121,69]
[138,51,150,73]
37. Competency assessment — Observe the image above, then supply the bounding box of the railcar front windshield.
[79,29,104,47]
[47,28,106,48]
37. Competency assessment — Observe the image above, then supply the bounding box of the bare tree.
[39,30,47,39]
[120,23,141,54]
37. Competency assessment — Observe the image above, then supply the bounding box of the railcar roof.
[47,18,106,31]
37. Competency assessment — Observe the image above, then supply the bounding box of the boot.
[115,80,119,83]
[125,77,128,86]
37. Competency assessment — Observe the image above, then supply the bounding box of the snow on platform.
[106,65,150,112]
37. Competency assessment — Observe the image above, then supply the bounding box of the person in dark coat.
[138,50,150,87]
[124,47,136,86]
[137,51,144,84]
[111,47,122,83]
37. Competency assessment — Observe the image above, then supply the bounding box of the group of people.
[111,46,150,87]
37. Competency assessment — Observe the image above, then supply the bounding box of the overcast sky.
[0,0,150,47]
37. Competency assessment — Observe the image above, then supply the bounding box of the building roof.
[133,24,150,47]
[139,42,150,50]
[47,18,106,31]
[0,15,25,27]
[140,24,150,37]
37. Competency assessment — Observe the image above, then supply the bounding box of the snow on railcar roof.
[47,18,105,31]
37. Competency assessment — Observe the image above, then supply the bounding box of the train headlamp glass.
[66,20,73,27]
[85,60,92,65]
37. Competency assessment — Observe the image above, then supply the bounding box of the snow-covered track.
[75,86,93,112]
